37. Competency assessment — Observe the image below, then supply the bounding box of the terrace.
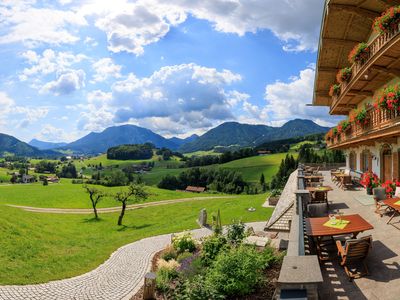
[271,167,400,299]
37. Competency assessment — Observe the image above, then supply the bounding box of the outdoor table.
[305,214,374,260]
[382,198,400,225]
[306,186,333,193]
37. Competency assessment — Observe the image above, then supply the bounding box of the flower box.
[348,42,370,64]
[373,6,400,34]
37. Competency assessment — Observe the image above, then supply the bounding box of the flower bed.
[348,42,370,64]
[336,67,352,83]
[143,221,283,299]
[373,6,400,34]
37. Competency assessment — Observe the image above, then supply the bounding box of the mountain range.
[0,119,329,157]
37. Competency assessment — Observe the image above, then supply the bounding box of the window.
[360,150,371,172]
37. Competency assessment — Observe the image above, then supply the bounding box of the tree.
[259,173,266,192]
[83,185,106,219]
[114,184,149,226]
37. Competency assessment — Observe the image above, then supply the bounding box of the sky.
[0,0,342,143]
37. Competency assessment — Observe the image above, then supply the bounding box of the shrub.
[226,220,246,245]
[336,67,352,83]
[173,275,224,300]
[261,245,283,268]
[200,235,228,266]
[329,84,341,97]
[176,251,193,263]
[161,245,178,261]
[156,259,180,292]
[172,232,197,254]
[206,245,265,296]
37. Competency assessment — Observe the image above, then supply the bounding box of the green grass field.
[0,193,271,285]
[0,180,225,208]
[220,153,297,183]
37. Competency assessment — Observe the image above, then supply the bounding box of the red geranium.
[360,171,380,189]
[373,6,400,34]
[381,180,396,198]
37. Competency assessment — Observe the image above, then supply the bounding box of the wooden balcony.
[330,24,400,115]
[327,107,400,149]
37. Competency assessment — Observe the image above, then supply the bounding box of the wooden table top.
[383,198,400,212]
[304,175,324,179]
[305,214,374,237]
[307,186,333,192]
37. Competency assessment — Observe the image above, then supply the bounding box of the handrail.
[331,23,400,111]
[327,106,400,147]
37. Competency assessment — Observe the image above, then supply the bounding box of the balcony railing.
[331,23,400,112]
[327,106,400,148]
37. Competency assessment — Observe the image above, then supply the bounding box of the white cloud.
[14,106,49,128]
[91,58,122,83]
[0,92,15,113]
[19,49,87,81]
[36,124,77,142]
[78,0,322,55]
[0,3,87,47]
[41,69,86,95]
[78,63,241,134]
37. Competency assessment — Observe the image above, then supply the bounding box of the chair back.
[310,177,321,183]
[373,187,387,201]
[395,187,400,198]
[344,235,372,263]
[312,191,326,203]
[308,182,321,188]
[344,169,350,176]
[342,175,352,184]
[307,203,328,217]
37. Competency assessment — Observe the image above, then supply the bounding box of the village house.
[185,186,206,193]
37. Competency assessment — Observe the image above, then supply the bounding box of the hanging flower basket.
[374,84,400,111]
[355,107,370,127]
[336,67,352,83]
[329,84,341,97]
[348,42,370,64]
[373,6,400,34]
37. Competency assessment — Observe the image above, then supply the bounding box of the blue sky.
[0,0,341,143]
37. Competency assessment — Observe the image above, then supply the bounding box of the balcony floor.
[317,172,400,300]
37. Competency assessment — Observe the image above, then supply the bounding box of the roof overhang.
[313,0,400,107]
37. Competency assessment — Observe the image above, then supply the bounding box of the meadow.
[0,193,272,284]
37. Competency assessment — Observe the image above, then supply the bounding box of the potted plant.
[348,42,370,64]
[373,6,400,34]
[355,107,370,127]
[329,84,341,97]
[360,171,380,195]
[381,179,396,198]
[374,84,400,111]
[325,129,333,143]
[336,67,352,83]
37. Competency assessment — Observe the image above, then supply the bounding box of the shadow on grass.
[82,217,104,223]
[117,223,152,231]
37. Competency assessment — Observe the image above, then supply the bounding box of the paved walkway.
[7,196,232,214]
[0,222,266,300]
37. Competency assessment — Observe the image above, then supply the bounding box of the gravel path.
[6,196,232,214]
[0,222,266,300]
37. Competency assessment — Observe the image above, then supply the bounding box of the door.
[383,154,392,182]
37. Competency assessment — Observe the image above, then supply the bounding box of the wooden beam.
[370,65,400,77]
[329,4,380,20]
[318,66,340,73]
[336,104,357,109]
[377,137,398,144]
[376,0,400,8]
[348,90,374,96]
[323,38,361,47]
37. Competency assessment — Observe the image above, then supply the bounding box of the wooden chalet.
[185,186,206,193]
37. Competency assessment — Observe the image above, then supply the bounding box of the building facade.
[314,0,400,181]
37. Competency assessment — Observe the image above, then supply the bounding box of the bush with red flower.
[373,6,400,34]
[354,107,369,126]
[348,42,370,64]
[374,84,400,111]
[336,67,352,83]
[325,129,333,142]
[329,84,341,97]
[381,180,396,198]
[360,171,380,190]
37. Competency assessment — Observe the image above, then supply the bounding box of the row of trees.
[107,143,154,160]
[182,148,257,168]
[158,167,247,194]
[83,184,148,225]
[270,155,298,189]
[297,144,345,163]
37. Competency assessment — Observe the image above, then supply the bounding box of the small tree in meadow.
[83,185,106,219]
[259,173,266,192]
[114,184,149,226]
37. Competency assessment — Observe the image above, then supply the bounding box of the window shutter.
[368,152,372,172]
[393,151,399,180]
